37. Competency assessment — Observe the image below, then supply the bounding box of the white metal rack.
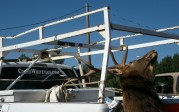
[0,6,179,106]
[0,7,112,103]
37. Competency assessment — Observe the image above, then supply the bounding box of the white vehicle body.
[0,6,178,112]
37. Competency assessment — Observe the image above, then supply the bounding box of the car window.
[176,76,179,92]
[154,76,173,93]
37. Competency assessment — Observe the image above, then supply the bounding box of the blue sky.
[0,0,179,67]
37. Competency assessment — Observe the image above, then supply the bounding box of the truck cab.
[155,72,179,111]
[155,72,179,94]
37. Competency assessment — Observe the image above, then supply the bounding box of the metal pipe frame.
[98,7,111,103]
[0,6,179,104]
[2,7,107,39]
[0,25,105,52]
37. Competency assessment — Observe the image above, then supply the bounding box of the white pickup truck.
[155,72,179,94]
[155,72,179,111]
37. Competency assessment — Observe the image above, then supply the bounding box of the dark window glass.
[176,76,179,92]
[0,67,78,90]
[154,76,173,93]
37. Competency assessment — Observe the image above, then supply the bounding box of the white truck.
[155,72,179,111]
[0,5,179,112]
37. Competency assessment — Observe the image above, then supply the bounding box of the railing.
[0,6,179,103]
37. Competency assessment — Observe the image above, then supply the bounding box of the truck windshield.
[0,67,79,90]
[154,76,173,93]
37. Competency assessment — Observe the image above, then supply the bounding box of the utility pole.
[85,3,92,85]
[86,3,91,66]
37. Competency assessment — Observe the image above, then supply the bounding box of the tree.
[153,60,160,75]
[106,74,120,88]
[172,53,179,72]
[153,53,179,74]
[18,53,30,60]
[158,56,173,73]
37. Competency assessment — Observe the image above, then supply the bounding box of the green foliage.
[18,54,30,60]
[172,53,179,72]
[89,53,179,89]
[90,72,120,88]
[159,56,173,73]
[153,53,179,74]
[106,74,120,88]
[153,60,159,75]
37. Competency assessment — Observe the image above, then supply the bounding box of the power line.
[111,13,178,35]
[0,6,86,31]
[89,4,158,30]
[111,13,158,30]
